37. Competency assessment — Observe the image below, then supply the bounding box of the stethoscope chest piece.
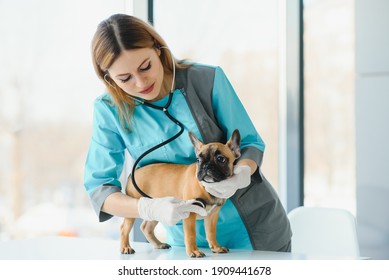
[192,198,206,209]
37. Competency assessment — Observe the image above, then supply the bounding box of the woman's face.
[108,47,165,101]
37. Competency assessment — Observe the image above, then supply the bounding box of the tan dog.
[120,129,241,258]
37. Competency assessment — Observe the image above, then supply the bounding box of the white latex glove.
[201,165,251,199]
[138,196,207,226]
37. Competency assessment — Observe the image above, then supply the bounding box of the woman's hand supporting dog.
[201,160,255,199]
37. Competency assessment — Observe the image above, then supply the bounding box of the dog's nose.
[202,163,210,170]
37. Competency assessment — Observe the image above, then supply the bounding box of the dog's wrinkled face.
[189,130,241,183]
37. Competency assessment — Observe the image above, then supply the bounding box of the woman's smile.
[139,83,155,95]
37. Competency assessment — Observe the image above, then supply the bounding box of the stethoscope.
[131,97,206,209]
[130,91,184,199]
[127,47,181,198]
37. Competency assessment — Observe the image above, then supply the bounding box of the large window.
[303,0,355,214]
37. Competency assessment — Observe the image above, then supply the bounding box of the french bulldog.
[120,129,241,258]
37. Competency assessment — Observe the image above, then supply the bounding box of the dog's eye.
[217,155,227,163]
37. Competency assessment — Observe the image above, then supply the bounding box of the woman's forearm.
[101,192,140,218]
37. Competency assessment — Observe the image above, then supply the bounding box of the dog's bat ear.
[188,131,203,153]
[226,129,241,158]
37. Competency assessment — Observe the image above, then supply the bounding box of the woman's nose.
[134,74,148,88]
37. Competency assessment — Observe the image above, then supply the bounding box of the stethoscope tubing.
[130,91,184,198]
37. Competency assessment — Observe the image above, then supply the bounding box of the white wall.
[355,0,389,259]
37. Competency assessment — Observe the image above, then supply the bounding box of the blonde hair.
[91,14,188,129]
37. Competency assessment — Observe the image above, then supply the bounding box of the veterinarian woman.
[84,14,292,252]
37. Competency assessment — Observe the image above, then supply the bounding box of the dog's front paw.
[210,245,229,254]
[187,249,206,258]
[121,246,135,254]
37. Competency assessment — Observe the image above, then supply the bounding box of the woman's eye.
[140,62,151,71]
[217,155,227,163]
[120,75,132,83]
[119,62,151,84]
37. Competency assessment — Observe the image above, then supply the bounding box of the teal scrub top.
[84,66,265,249]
